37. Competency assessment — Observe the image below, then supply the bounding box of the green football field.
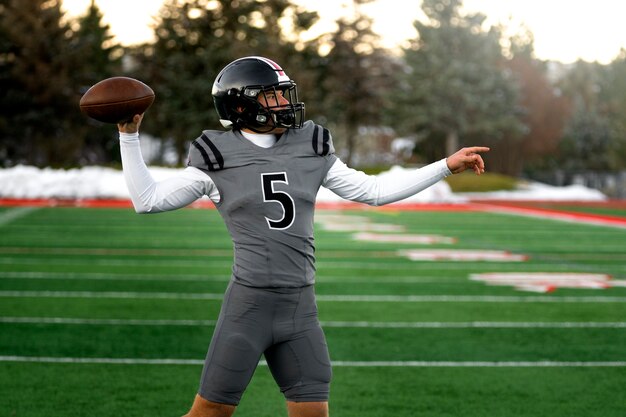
[1,204,625,416]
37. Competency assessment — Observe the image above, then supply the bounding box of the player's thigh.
[265,324,332,401]
[199,283,272,404]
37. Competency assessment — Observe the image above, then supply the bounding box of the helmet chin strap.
[273,109,296,127]
[242,109,292,133]
[243,120,280,134]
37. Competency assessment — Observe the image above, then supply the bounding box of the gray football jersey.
[187,121,337,288]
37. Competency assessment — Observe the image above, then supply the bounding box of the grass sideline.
[1,204,625,416]
[445,171,518,192]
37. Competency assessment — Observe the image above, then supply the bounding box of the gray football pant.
[198,280,332,405]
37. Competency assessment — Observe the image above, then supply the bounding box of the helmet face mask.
[213,57,305,133]
[236,83,304,133]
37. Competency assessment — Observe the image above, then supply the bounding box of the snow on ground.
[456,181,607,202]
[0,165,607,202]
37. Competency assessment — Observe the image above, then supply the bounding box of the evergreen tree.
[0,0,125,166]
[0,0,12,164]
[317,0,398,165]
[72,0,124,164]
[73,0,122,85]
[0,0,83,166]
[555,60,621,171]
[388,0,525,162]
[603,49,626,169]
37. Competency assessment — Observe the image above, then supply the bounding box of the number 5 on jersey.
[261,172,296,230]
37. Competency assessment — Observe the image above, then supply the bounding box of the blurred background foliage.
[1,0,626,194]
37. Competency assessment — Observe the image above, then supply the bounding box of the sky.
[61,0,626,64]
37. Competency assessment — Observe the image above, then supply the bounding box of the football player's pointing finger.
[446,146,490,175]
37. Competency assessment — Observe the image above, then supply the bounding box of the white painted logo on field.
[470,272,626,293]
[314,214,370,224]
[315,213,406,232]
[320,223,406,232]
[352,233,456,244]
[315,213,405,233]
[399,249,528,262]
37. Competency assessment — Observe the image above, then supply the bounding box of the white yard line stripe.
[2,317,626,328]
[0,356,204,365]
[0,258,233,267]
[0,271,232,282]
[0,317,218,326]
[6,258,625,274]
[0,271,461,284]
[0,257,546,270]
[0,356,624,367]
[0,291,224,300]
[1,291,625,303]
[317,295,626,302]
[329,361,626,367]
[0,207,39,226]
[10,271,625,285]
[321,321,626,329]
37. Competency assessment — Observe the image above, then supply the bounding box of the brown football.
[79,77,155,124]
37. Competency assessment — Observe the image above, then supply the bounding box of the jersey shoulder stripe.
[190,140,214,171]
[189,133,225,171]
[200,133,225,170]
[311,124,334,156]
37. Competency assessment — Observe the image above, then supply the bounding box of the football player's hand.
[118,114,143,134]
[446,146,490,175]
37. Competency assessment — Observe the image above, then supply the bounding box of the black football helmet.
[212,56,305,133]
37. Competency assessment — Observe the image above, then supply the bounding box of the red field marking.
[474,201,626,229]
[0,198,480,211]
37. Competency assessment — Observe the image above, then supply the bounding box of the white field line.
[4,257,623,272]
[1,290,626,303]
[0,356,204,365]
[5,269,624,284]
[2,316,626,328]
[321,321,626,329]
[0,271,232,282]
[328,361,626,367]
[0,356,625,367]
[318,294,626,303]
[0,257,233,267]
[0,257,540,269]
[0,207,39,226]
[0,291,224,300]
[0,271,461,284]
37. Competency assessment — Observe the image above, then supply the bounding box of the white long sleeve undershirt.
[119,131,452,213]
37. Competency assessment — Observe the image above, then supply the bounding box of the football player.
[118,56,489,417]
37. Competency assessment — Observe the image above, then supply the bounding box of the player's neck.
[240,130,277,148]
